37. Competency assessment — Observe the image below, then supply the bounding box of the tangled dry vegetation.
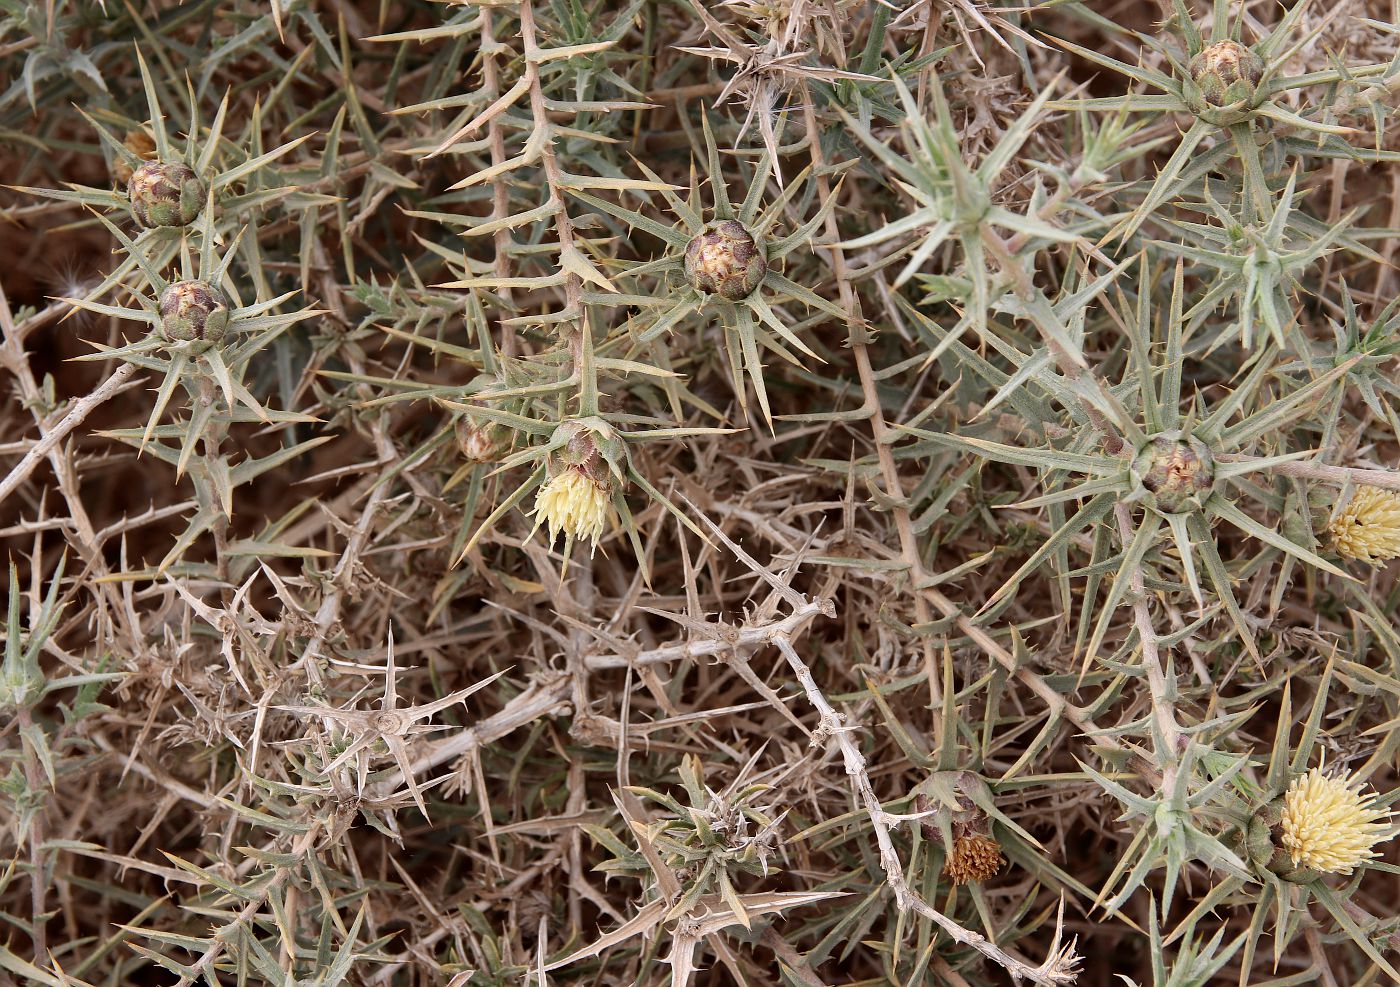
[5,0,1400,983]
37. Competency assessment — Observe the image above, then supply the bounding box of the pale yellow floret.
[1280,767,1392,875]
[533,467,613,548]
[1328,485,1400,564]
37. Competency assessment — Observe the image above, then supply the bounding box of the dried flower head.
[158,280,231,345]
[1130,432,1217,513]
[915,771,1006,886]
[533,467,614,548]
[1328,485,1400,564]
[684,220,767,300]
[112,130,158,185]
[944,833,1003,885]
[1189,40,1265,107]
[1280,767,1392,876]
[128,160,206,228]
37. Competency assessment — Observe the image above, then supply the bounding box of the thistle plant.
[901,261,1350,664]
[12,50,311,256]
[572,118,844,426]
[5,1,1400,986]
[1153,174,1374,353]
[1054,0,1395,238]
[62,210,322,572]
[837,73,1080,328]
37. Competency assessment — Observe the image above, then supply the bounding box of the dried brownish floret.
[944,833,1004,885]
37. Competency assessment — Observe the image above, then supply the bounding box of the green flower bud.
[128,160,206,228]
[684,220,767,301]
[1189,40,1264,108]
[159,280,231,345]
[548,417,627,487]
[1130,432,1216,514]
[0,662,42,711]
[455,416,503,464]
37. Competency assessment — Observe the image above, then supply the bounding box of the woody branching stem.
[521,0,599,931]
[1222,455,1400,492]
[798,83,1132,770]
[0,362,139,508]
[773,634,1081,986]
[482,6,516,358]
[1115,502,1183,787]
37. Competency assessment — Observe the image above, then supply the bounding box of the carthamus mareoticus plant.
[7,1,1400,984]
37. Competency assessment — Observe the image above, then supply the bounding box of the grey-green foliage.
[2,0,1400,985]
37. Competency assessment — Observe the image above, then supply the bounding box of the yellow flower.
[533,467,613,548]
[1280,767,1392,875]
[1328,485,1400,564]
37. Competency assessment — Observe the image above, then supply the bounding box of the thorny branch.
[773,633,1082,987]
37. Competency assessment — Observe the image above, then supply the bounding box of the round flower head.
[1189,40,1265,108]
[127,160,206,228]
[1280,767,1392,876]
[1130,432,1216,514]
[533,467,613,549]
[1328,485,1400,564]
[944,833,1003,885]
[158,280,230,345]
[529,418,627,553]
[684,220,767,300]
[455,417,502,465]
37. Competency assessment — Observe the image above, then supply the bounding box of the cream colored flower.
[533,467,613,548]
[1328,485,1400,564]
[1280,767,1392,875]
